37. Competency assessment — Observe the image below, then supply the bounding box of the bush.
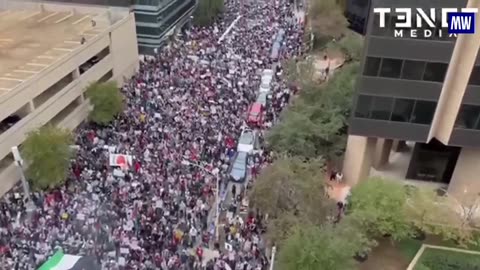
[415,248,480,270]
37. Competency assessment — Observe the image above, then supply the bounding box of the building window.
[354,95,373,118]
[468,66,480,86]
[423,62,447,82]
[391,98,414,122]
[370,96,394,120]
[363,57,381,76]
[379,58,402,78]
[455,104,480,129]
[411,100,437,124]
[401,60,426,80]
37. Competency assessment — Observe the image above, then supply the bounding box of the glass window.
[354,95,373,118]
[423,62,448,82]
[455,104,480,129]
[391,98,414,122]
[469,66,480,86]
[363,57,381,76]
[379,58,402,78]
[370,96,394,120]
[401,60,426,80]
[411,100,437,124]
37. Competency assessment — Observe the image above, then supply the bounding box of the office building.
[343,0,480,198]
[345,0,371,35]
[133,0,196,54]
[0,1,139,195]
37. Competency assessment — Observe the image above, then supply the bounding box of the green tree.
[193,0,224,26]
[249,156,335,243]
[348,177,415,241]
[308,0,348,47]
[86,82,123,125]
[22,125,74,189]
[327,32,364,62]
[267,62,359,160]
[407,188,480,247]
[277,222,370,270]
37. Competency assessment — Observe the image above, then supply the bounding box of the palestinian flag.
[38,251,100,270]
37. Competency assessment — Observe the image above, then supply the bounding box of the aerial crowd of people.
[0,0,305,269]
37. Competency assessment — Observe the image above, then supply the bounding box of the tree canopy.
[86,82,124,125]
[407,188,480,246]
[193,0,224,26]
[327,32,364,62]
[249,156,335,243]
[348,177,414,241]
[22,125,74,190]
[277,222,370,270]
[308,0,348,46]
[267,62,359,160]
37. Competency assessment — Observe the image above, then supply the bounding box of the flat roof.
[0,9,108,94]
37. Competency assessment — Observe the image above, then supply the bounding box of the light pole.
[181,160,221,241]
[11,146,34,212]
[269,246,277,270]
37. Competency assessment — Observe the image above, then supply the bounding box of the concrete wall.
[0,9,138,196]
[343,135,376,185]
[448,147,480,197]
[110,13,139,84]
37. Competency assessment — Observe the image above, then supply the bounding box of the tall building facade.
[133,0,197,54]
[343,0,480,197]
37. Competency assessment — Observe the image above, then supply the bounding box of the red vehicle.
[247,103,263,127]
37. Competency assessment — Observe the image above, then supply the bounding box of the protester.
[0,0,304,269]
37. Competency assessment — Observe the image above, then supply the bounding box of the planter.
[354,253,368,262]
[413,230,426,241]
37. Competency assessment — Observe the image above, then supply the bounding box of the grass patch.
[396,238,423,261]
[414,248,480,270]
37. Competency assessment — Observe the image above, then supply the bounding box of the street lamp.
[11,146,34,212]
[270,246,277,270]
[181,160,222,241]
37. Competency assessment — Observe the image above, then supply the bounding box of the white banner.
[109,154,133,168]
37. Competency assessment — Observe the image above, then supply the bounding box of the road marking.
[0,39,13,42]
[27,63,48,67]
[82,33,96,37]
[37,55,56,59]
[37,12,58,23]
[22,11,41,20]
[64,40,80,44]
[53,48,73,52]
[14,70,39,74]
[55,12,73,23]
[73,15,90,25]
[0,87,11,91]
[0,77,24,82]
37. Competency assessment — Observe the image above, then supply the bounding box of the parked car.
[229,152,249,182]
[237,128,256,153]
[262,69,274,84]
[262,69,274,77]
[247,103,263,127]
[259,84,270,94]
[271,42,281,60]
[256,92,268,107]
[275,29,285,43]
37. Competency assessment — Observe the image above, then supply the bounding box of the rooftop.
[0,9,110,94]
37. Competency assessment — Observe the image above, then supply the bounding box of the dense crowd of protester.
[0,0,304,268]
